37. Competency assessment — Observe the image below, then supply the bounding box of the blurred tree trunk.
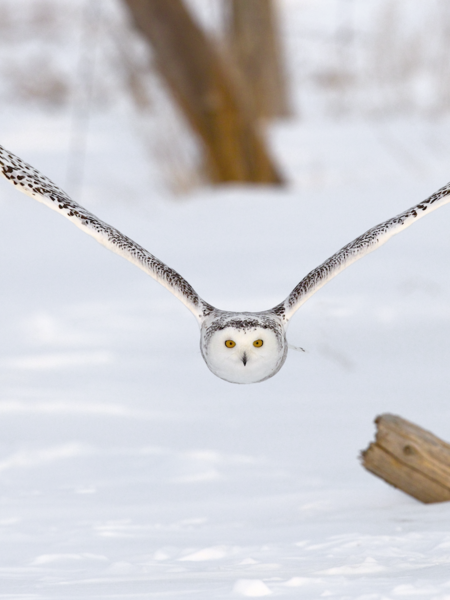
[227,0,290,119]
[122,0,283,184]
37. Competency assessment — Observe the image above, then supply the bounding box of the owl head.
[200,313,288,384]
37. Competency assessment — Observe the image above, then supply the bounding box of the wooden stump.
[361,414,450,503]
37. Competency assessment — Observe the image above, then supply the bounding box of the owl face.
[201,317,288,384]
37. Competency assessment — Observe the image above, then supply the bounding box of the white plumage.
[1,144,449,384]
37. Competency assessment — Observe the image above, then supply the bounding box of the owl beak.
[241,352,248,366]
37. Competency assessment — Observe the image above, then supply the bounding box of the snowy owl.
[1,144,450,384]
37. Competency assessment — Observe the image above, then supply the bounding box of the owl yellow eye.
[225,340,236,348]
[253,339,264,347]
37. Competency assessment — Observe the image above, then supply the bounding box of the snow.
[2,111,450,599]
[2,2,450,599]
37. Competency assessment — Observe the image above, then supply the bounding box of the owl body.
[200,310,288,384]
[1,143,450,384]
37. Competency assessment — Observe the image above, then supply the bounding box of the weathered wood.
[122,0,283,184]
[227,0,290,119]
[361,414,450,503]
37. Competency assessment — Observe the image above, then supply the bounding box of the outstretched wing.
[273,181,450,321]
[0,144,213,323]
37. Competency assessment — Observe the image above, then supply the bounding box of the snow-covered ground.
[2,107,450,598]
[2,0,450,596]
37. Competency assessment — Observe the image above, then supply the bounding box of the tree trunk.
[227,0,290,119]
[122,0,283,184]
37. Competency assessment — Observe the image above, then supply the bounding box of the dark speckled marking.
[0,144,214,319]
[2,141,450,353]
[280,180,450,315]
[202,311,285,347]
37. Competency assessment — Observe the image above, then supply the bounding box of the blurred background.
[2,0,450,193]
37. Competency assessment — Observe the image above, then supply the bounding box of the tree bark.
[361,413,450,503]
[227,0,290,119]
[122,0,283,184]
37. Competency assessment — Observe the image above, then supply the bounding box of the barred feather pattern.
[0,144,213,322]
[202,311,285,346]
[275,181,450,320]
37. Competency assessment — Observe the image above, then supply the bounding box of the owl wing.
[0,144,214,324]
[273,181,450,321]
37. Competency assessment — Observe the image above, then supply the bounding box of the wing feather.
[0,144,213,323]
[275,181,450,321]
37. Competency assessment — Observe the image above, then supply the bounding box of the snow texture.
[2,109,450,599]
